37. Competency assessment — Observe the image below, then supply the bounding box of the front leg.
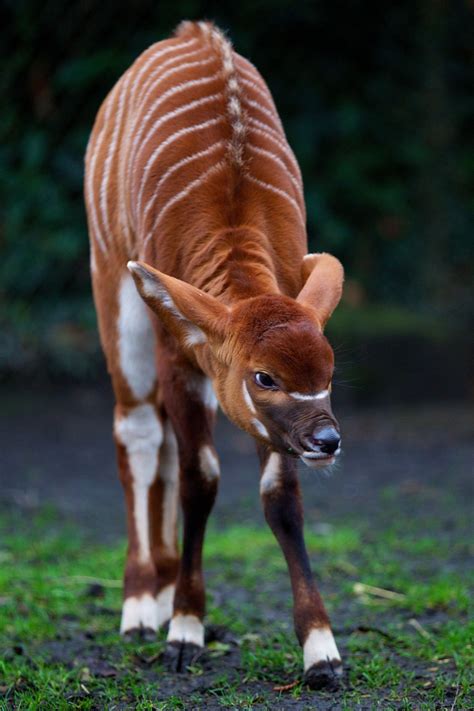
[161,368,220,671]
[258,445,342,690]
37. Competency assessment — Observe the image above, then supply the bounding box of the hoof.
[303,660,343,691]
[163,641,203,672]
[122,626,156,642]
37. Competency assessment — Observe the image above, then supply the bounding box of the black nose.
[311,426,340,455]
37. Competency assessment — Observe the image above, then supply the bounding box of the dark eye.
[255,372,277,389]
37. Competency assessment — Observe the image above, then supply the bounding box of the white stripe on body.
[239,76,283,131]
[124,40,204,219]
[85,82,119,253]
[130,58,220,180]
[247,143,303,203]
[303,627,341,671]
[144,140,226,218]
[99,72,132,242]
[144,160,226,243]
[244,174,305,227]
[137,113,225,222]
[114,404,163,564]
[248,117,302,185]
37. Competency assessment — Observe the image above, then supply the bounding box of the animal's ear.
[127,261,230,348]
[297,253,344,329]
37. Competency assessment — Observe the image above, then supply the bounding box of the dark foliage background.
[1,0,473,386]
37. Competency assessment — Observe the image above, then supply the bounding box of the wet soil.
[0,383,472,708]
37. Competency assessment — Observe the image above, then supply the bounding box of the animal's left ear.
[127,260,230,348]
[297,253,344,329]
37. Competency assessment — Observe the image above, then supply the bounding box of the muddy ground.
[0,383,473,709]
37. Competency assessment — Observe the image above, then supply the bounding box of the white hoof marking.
[120,593,159,633]
[167,613,204,646]
[156,584,175,628]
[303,626,341,671]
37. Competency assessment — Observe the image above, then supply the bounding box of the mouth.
[300,447,341,469]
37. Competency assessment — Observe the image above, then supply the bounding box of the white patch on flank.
[199,445,220,482]
[156,584,175,628]
[303,627,341,671]
[114,404,163,563]
[118,272,156,400]
[242,381,256,414]
[252,417,270,441]
[167,614,204,647]
[289,389,329,401]
[260,452,281,494]
[160,420,179,555]
[120,593,159,634]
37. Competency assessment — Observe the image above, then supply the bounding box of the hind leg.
[93,267,179,637]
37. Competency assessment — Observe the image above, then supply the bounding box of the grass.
[0,509,472,709]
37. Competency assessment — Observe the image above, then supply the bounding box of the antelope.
[84,20,344,689]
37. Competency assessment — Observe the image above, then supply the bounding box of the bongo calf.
[84,20,344,689]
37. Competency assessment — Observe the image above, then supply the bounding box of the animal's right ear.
[297,252,344,329]
[127,261,230,348]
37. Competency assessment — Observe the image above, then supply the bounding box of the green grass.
[0,511,472,709]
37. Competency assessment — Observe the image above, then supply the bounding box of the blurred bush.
[0,0,473,378]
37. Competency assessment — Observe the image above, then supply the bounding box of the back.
[85,21,306,280]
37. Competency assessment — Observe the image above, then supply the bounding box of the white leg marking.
[167,614,204,647]
[120,593,158,633]
[260,452,281,494]
[242,380,256,414]
[160,420,179,555]
[252,417,270,441]
[156,583,175,628]
[199,445,220,482]
[186,375,218,414]
[303,627,341,671]
[118,272,156,400]
[114,405,163,563]
[288,389,329,401]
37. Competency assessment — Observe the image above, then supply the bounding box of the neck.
[181,226,279,305]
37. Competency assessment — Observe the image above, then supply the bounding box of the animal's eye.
[255,372,277,389]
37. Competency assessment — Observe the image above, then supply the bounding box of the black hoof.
[141,627,157,642]
[303,660,343,691]
[122,627,157,642]
[163,641,203,672]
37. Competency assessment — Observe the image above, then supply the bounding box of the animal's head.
[128,253,343,468]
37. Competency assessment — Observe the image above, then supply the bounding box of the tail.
[175,20,247,168]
